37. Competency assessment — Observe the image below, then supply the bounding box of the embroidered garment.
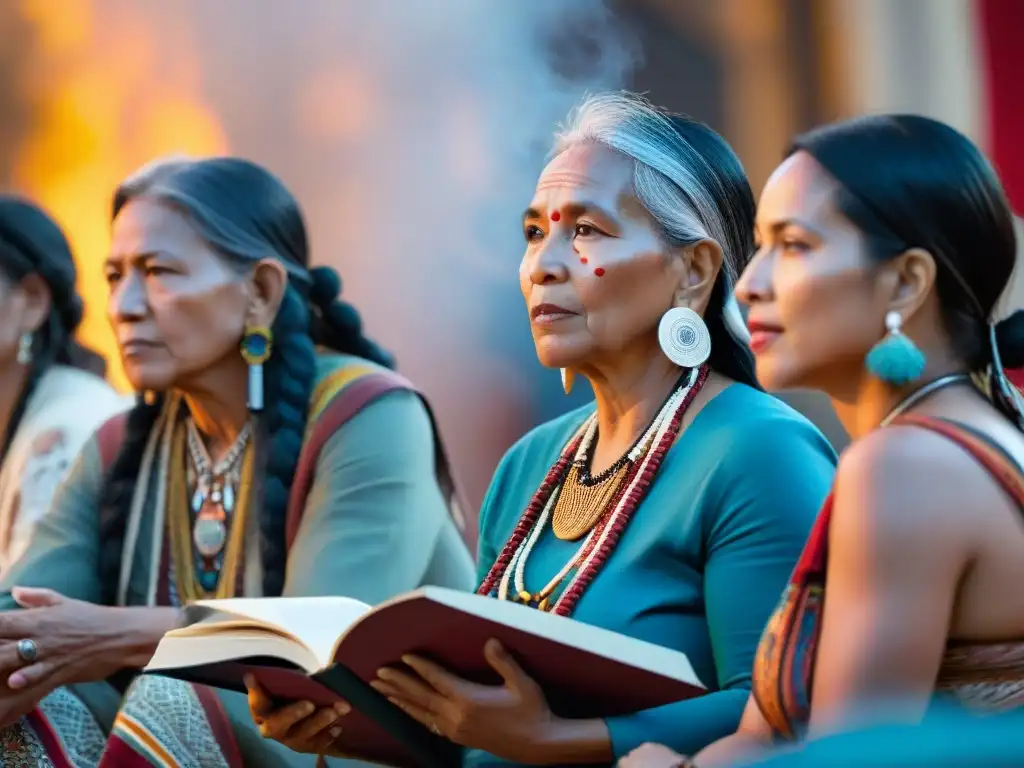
[0,354,475,767]
[751,414,1024,740]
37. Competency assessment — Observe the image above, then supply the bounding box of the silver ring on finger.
[429,722,441,736]
[16,639,38,664]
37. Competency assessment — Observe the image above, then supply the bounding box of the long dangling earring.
[560,368,575,395]
[658,307,711,368]
[240,326,273,413]
[865,310,925,386]
[15,332,32,365]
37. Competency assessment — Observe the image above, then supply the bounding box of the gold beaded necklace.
[550,460,632,540]
[550,401,667,541]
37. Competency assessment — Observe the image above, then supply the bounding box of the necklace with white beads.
[497,368,697,611]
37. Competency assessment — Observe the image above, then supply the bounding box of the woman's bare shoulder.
[831,424,1009,558]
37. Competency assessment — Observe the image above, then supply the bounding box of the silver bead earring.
[16,332,32,365]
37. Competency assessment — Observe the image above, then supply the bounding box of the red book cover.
[147,588,705,768]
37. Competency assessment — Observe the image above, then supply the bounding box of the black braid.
[258,288,316,596]
[308,266,394,368]
[97,395,164,605]
[258,270,396,595]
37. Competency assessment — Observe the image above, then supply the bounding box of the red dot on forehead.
[580,256,588,264]
[594,267,606,277]
[549,210,561,222]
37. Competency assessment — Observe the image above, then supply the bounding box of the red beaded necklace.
[477,364,709,616]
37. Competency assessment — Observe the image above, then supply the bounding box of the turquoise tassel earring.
[866,310,925,386]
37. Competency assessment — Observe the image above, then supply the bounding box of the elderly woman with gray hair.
[254,92,837,765]
[0,156,475,766]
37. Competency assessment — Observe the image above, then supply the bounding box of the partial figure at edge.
[623,115,1024,768]
[0,196,129,573]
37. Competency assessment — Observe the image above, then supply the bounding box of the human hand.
[0,587,133,693]
[371,638,559,763]
[619,742,694,768]
[245,674,351,756]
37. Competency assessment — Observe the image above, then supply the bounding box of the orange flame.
[12,0,227,390]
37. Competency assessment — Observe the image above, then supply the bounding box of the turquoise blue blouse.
[472,384,836,764]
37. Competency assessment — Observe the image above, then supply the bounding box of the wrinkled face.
[738,151,891,391]
[520,142,684,370]
[106,198,251,391]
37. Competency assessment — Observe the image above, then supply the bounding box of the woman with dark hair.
[623,115,1024,768]
[0,196,127,571]
[253,92,835,765]
[0,156,475,766]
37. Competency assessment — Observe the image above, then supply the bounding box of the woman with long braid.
[0,196,127,572]
[0,157,475,766]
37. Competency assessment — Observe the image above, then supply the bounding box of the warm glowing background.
[2,0,1020,515]
[13,0,228,393]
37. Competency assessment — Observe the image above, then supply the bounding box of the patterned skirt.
[0,676,238,767]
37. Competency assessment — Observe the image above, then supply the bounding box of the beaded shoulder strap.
[892,414,1024,513]
[285,364,469,550]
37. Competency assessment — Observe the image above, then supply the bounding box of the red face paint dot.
[550,211,561,222]
[580,256,588,264]
[594,267,606,277]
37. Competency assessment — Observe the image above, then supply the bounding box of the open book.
[145,587,705,768]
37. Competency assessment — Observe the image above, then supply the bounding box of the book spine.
[312,664,462,768]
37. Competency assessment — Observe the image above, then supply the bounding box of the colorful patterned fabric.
[99,677,238,767]
[751,414,1024,740]
[1,356,429,767]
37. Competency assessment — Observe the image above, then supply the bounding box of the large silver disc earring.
[16,332,32,365]
[658,307,711,368]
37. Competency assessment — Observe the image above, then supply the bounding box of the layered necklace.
[168,418,254,601]
[477,364,709,616]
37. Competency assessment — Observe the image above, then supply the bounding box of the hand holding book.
[247,637,583,764]
[247,674,351,757]
[371,638,601,765]
[145,587,705,767]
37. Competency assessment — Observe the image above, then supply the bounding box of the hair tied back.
[308,266,342,309]
[994,309,1024,370]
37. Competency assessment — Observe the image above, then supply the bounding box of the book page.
[147,629,323,674]
[172,596,372,669]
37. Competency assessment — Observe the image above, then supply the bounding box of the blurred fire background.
[0,0,1020,521]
